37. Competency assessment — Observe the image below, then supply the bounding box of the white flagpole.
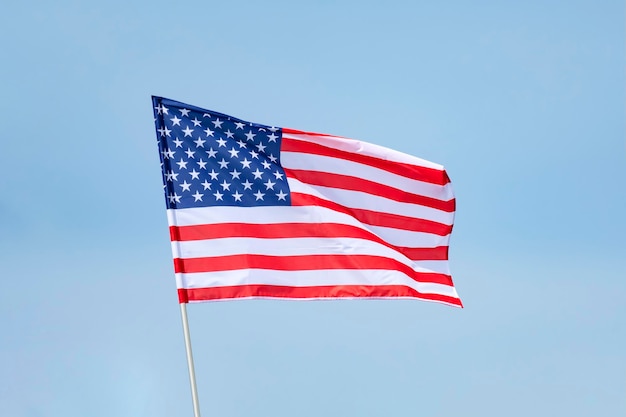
[180,303,202,417]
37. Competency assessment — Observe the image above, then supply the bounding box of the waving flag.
[152,97,461,307]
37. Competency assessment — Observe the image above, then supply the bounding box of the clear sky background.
[1,1,624,416]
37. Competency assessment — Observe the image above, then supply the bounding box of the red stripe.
[178,285,463,307]
[281,136,450,186]
[173,254,453,286]
[170,222,449,261]
[401,246,449,261]
[291,192,452,236]
[284,168,455,212]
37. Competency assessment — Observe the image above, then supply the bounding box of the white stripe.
[167,205,366,227]
[367,224,451,248]
[288,178,454,226]
[281,151,454,202]
[167,206,449,248]
[283,132,444,170]
[173,237,451,275]
[176,269,459,298]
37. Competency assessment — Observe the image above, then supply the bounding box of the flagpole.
[180,303,202,417]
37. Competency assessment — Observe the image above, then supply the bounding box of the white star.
[203,113,211,118]
[268,126,279,132]
[234,122,245,130]
[228,148,240,158]
[191,118,202,127]
[168,193,181,203]
[212,118,223,128]
[197,159,207,169]
[206,148,217,158]
[180,180,192,192]
[208,169,219,180]
[268,154,277,163]
[194,137,206,148]
[216,138,227,147]
[173,138,184,148]
[170,116,182,126]
[225,129,235,139]
[192,191,204,202]
[276,190,288,201]
[165,170,179,182]
[213,190,224,201]
[242,179,253,190]
[176,159,188,169]
[273,170,284,180]
[160,105,169,115]
[267,133,278,142]
[180,108,190,117]
[161,149,175,159]
[252,168,263,179]
[189,169,200,180]
[185,148,195,159]
[218,159,229,169]
[240,158,252,169]
[262,160,272,170]
[201,180,212,190]
[256,142,266,153]
[249,150,259,159]
[253,190,265,201]
[264,179,276,190]
[154,105,164,114]
[204,127,214,137]
[236,140,247,148]
[158,126,171,137]
[229,169,241,179]
[220,180,231,191]
[245,131,256,141]
[182,126,194,137]
[232,191,243,202]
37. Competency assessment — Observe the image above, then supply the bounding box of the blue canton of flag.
[152,97,291,209]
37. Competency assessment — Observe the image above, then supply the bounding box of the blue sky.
[1,1,624,416]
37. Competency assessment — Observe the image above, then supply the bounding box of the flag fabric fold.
[152,96,462,307]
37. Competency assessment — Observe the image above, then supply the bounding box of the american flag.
[152,97,462,307]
